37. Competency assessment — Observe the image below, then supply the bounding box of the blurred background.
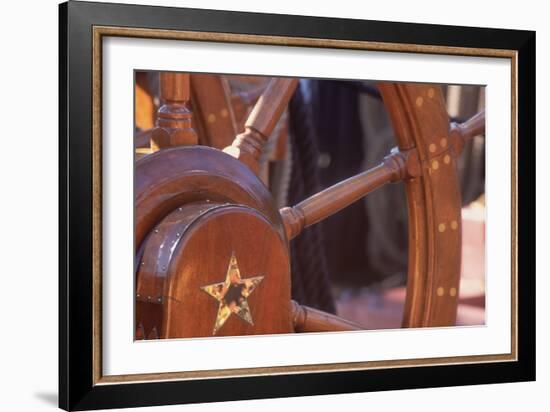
[135,72,486,328]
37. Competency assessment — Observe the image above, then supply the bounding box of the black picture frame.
[59,1,535,410]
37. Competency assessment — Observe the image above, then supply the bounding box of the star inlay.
[200,252,264,335]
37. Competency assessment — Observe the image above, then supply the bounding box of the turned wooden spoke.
[291,301,363,332]
[151,72,198,150]
[135,80,469,338]
[450,109,485,155]
[280,148,421,240]
[224,77,298,173]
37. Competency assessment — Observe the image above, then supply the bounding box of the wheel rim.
[379,82,462,327]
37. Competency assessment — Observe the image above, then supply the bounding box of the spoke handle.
[450,109,485,154]
[281,149,420,240]
[244,77,298,137]
[291,300,363,332]
[457,109,485,141]
[224,78,299,173]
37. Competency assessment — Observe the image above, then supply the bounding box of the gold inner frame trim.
[92,25,518,385]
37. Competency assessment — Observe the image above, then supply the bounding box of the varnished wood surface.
[450,109,486,154]
[151,72,198,149]
[190,74,237,149]
[378,82,462,327]
[228,76,269,130]
[137,202,225,306]
[136,81,471,338]
[456,109,485,141]
[224,78,298,173]
[137,202,293,338]
[134,146,285,251]
[137,202,231,338]
[291,301,363,333]
[243,78,298,137]
[162,204,292,338]
[280,148,420,240]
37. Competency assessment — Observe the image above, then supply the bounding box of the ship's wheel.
[134,75,485,338]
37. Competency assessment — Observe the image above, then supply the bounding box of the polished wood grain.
[291,300,363,332]
[280,148,421,240]
[151,72,198,150]
[134,146,285,250]
[190,74,237,149]
[450,109,486,154]
[228,76,269,131]
[161,203,292,338]
[136,80,469,338]
[456,109,485,141]
[224,78,298,173]
[378,82,462,327]
[135,149,290,338]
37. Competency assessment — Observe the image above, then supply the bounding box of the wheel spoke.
[280,148,420,240]
[450,109,485,154]
[291,300,363,332]
[224,77,299,173]
[151,72,198,149]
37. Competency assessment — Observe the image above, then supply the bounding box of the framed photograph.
[59,1,535,410]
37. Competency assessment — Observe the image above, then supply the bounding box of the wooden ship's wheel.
[135,73,485,339]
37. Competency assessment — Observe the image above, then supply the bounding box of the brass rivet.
[440,137,448,148]
[437,287,445,297]
[207,113,216,123]
[451,220,458,230]
[432,160,439,170]
[450,287,457,297]
[416,96,424,107]
[220,109,229,118]
[429,143,437,153]
[428,88,435,98]
[438,223,446,232]
[443,154,451,164]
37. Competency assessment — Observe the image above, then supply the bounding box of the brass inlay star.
[200,253,264,335]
